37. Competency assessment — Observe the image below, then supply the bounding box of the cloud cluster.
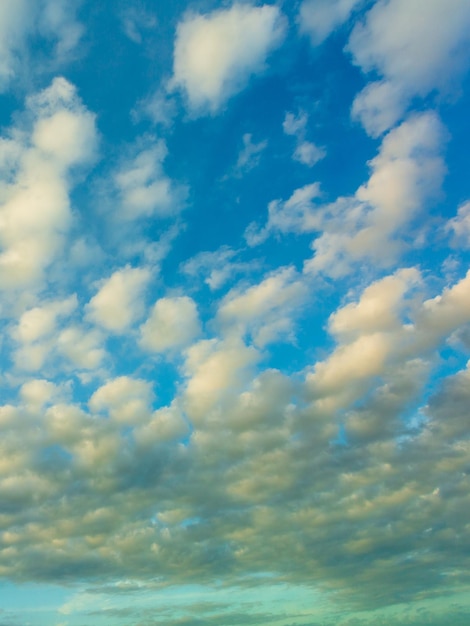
[248,111,446,276]
[0,266,468,614]
[114,140,187,221]
[348,0,470,135]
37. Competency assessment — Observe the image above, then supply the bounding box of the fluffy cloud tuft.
[86,266,151,333]
[139,296,200,353]
[170,3,286,112]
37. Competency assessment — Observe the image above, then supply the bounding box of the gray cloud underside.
[0,274,469,614]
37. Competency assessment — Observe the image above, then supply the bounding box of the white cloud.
[139,296,200,353]
[0,77,97,289]
[306,268,470,412]
[329,267,421,340]
[114,140,186,220]
[315,113,446,275]
[218,267,307,347]
[299,0,364,45]
[245,182,322,246]
[12,296,77,371]
[283,110,326,168]
[293,141,326,167]
[57,325,106,370]
[348,0,470,135]
[134,404,189,445]
[447,201,470,248]
[170,3,286,113]
[183,337,259,421]
[89,376,154,425]
[251,112,446,277]
[20,379,59,408]
[14,296,77,344]
[86,266,151,333]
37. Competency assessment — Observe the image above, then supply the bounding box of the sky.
[0,0,469,624]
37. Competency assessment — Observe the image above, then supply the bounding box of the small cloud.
[120,5,158,44]
[86,265,151,333]
[283,110,326,167]
[113,138,187,221]
[282,111,308,136]
[234,133,268,174]
[293,140,326,167]
[139,296,201,353]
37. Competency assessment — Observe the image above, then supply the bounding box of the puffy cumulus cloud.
[0,0,83,92]
[348,0,470,135]
[217,266,308,347]
[306,268,470,413]
[299,0,364,45]
[305,270,420,410]
[447,201,470,248]
[0,77,97,290]
[57,325,106,371]
[329,267,421,341]
[182,337,260,421]
[89,376,155,425]
[19,378,61,409]
[10,297,107,375]
[11,295,77,371]
[114,140,187,221]
[13,296,77,344]
[412,269,470,351]
[134,403,189,446]
[250,113,446,276]
[86,266,151,333]
[170,3,286,113]
[139,295,201,353]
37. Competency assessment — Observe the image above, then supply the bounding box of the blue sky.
[0,0,469,624]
